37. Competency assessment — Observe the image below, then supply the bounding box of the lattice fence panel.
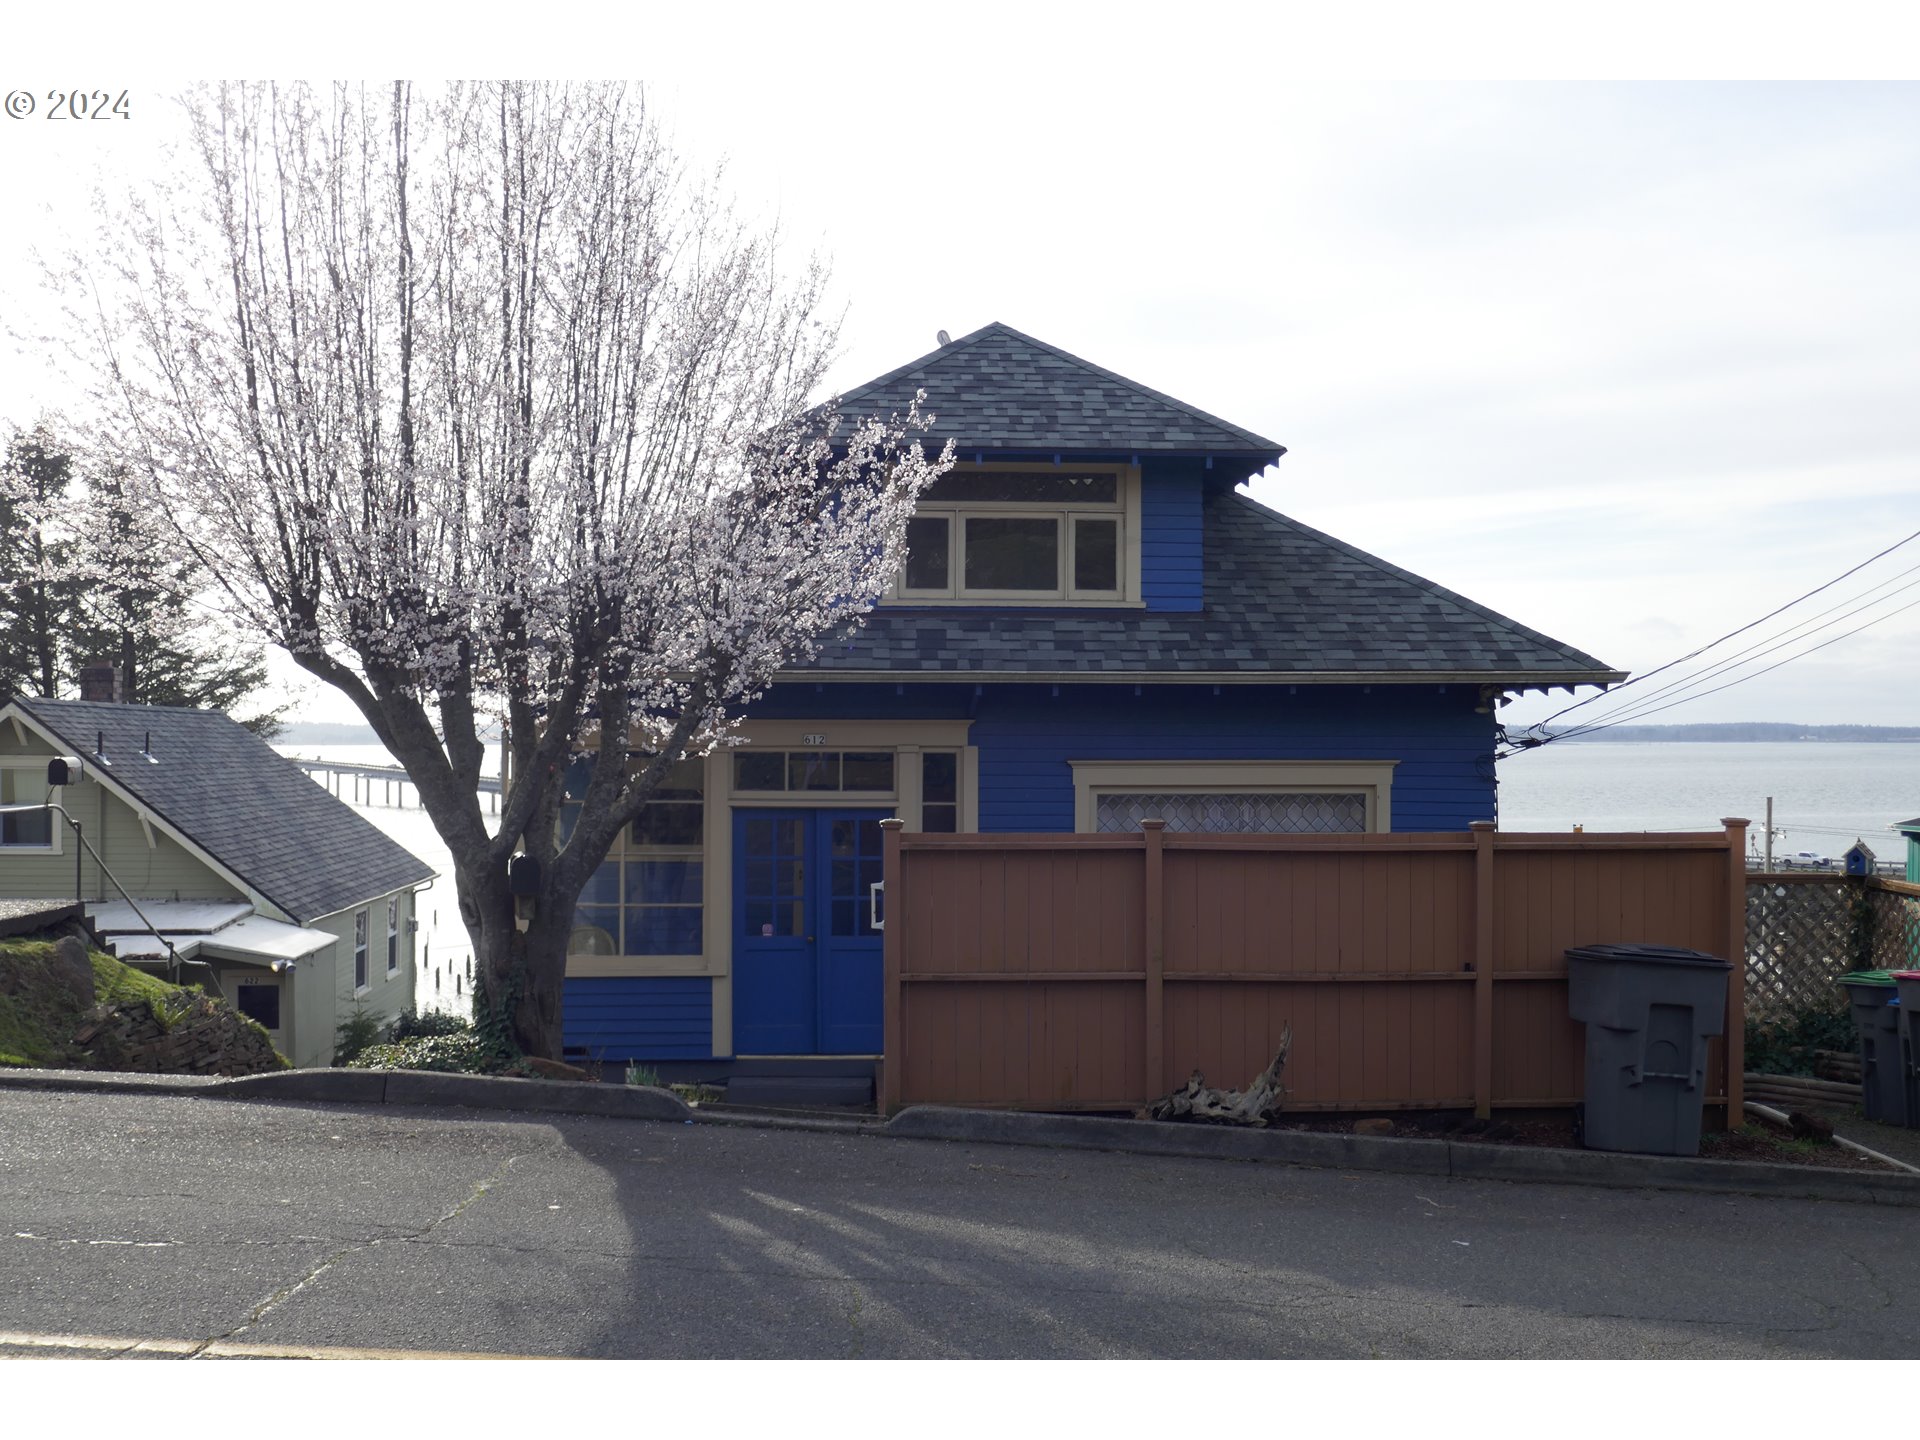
[1745,881,1855,1023]
[1867,887,1920,973]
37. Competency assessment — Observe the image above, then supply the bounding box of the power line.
[1549,574,1920,737]
[1530,523,1920,731]
[1518,590,1920,750]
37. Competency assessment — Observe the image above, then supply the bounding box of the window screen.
[1094,792,1368,834]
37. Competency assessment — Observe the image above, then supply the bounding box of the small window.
[386,899,399,974]
[921,751,959,833]
[964,517,1058,591]
[904,516,950,590]
[732,751,895,794]
[0,769,53,847]
[235,984,281,1031]
[353,910,369,991]
[1072,517,1120,594]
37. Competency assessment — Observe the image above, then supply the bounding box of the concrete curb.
[0,1067,222,1097]
[883,1105,1920,1208]
[0,1066,692,1123]
[207,1068,694,1123]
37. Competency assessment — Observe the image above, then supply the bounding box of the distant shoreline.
[1550,724,1920,743]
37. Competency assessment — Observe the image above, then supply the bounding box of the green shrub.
[388,1008,471,1042]
[333,1005,388,1066]
[345,1032,492,1073]
[626,1062,662,1088]
[1745,1002,1856,1076]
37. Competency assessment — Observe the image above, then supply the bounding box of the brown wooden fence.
[879,819,1750,1119]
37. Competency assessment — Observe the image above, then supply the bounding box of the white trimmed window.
[566,754,706,959]
[0,761,57,851]
[1070,760,1398,834]
[353,910,369,992]
[386,899,399,974]
[896,465,1138,604]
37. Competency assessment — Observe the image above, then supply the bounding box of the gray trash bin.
[1897,972,1920,1130]
[1567,943,1732,1156]
[1841,971,1908,1126]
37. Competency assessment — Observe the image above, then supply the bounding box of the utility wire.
[1529,523,1920,730]
[1543,571,1920,736]
[1530,590,1920,747]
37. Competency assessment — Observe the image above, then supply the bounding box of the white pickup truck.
[1784,850,1832,869]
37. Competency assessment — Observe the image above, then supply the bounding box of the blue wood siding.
[563,977,712,1060]
[1140,461,1204,612]
[969,684,1497,833]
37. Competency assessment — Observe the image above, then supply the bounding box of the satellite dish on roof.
[936,329,951,346]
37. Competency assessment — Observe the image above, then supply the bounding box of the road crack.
[182,1148,532,1358]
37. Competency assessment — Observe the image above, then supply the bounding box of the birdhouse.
[1844,840,1877,877]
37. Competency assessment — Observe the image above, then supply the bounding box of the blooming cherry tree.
[56,81,950,1057]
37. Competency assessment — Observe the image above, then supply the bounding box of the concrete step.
[724,1074,874,1109]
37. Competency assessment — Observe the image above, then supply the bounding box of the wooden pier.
[292,759,501,813]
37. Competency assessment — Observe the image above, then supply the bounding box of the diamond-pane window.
[1094,791,1368,835]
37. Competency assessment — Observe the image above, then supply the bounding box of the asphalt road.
[2,1089,1915,1359]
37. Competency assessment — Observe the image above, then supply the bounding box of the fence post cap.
[1721,817,1750,828]
[1469,820,1497,832]
[1140,818,1167,831]
[879,817,905,831]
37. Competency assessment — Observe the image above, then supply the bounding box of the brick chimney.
[79,660,123,703]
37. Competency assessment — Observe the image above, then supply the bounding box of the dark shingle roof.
[786,491,1622,683]
[12,699,434,924]
[832,322,1285,463]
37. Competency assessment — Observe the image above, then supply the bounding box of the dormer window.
[896,464,1139,604]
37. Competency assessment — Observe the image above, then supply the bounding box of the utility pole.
[1765,796,1774,871]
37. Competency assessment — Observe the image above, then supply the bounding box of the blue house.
[560,324,1623,1088]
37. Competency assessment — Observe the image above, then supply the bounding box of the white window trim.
[0,757,62,855]
[1069,759,1399,834]
[386,898,400,975]
[891,463,1142,607]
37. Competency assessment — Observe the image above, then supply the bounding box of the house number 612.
[801,733,826,746]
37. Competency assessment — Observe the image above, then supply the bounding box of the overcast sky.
[4,9,1916,729]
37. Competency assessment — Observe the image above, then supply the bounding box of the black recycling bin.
[1567,943,1732,1156]
[1840,972,1908,1126]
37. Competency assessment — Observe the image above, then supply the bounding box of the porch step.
[724,1074,874,1109]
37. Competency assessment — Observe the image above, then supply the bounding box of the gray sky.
[4,10,1916,728]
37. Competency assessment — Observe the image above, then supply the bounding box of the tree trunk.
[460,870,571,1061]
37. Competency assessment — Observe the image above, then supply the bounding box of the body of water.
[1497,741,1920,865]
[273,742,494,1017]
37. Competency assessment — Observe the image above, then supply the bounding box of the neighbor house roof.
[786,491,1623,685]
[831,322,1285,467]
[7,699,434,924]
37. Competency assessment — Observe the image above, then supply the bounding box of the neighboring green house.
[0,697,434,1067]
[1896,816,1920,884]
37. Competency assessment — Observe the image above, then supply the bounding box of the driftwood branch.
[1144,1027,1291,1126]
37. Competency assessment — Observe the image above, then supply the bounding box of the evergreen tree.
[0,423,282,732]
[65,467,284,735]
[0,426,81,701]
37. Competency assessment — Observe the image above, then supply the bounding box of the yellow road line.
[0,1329,537,1360]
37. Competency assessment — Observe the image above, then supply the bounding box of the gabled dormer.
[835,323,1285,612]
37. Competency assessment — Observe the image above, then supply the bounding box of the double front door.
[732,808,888,1055]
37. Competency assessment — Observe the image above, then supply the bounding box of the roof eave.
[771,669,1629,689]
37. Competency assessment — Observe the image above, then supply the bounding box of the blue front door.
[733,808,889,1054]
